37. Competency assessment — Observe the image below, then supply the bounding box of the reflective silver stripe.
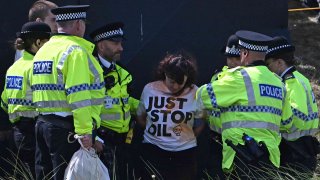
[9,111,39,119]
[25,84,33,101]
[209,125,222,134]
[222,121,279,132]
[289,125,299,132]
[70,99,91,110]
[35,98,103,110]
[35,100,69,108]
[295,77,313,115]
[282,84,287,106]
[40,112,72,117]
[282,128,319,140]
[87,55,101,83]
[240,69,256,106]
[91,98,104,105]
[100,111,130,121]
[56,46,102,92]
[57,45,82,85]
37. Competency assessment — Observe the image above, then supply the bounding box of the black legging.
[140,143,197,180]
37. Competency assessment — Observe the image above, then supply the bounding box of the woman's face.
[164,74,187,94]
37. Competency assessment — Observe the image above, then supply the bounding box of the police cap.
[265,36,295,59]
[51,5,89,22]
[236,30,272,52]
[222,34,241,57]
[16,22,51,40]
[90,22,125,43]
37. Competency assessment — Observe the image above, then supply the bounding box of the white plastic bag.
[64,135,110,180]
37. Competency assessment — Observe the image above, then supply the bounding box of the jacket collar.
[280,66,295,79]
[22,50,35,60]
[51,34,95,54]
[246,60,266,67]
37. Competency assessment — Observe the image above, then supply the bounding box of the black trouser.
[228,142,276,180]
[98,127,134,180]
[140,143,197,180]
[35,115,79,180]
[280,136,319,179]
[13,117,36,178]
[0,129,15,178]
[206,130,224,180]
[195,123,225,180]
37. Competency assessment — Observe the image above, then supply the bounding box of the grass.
[0,148,34,180]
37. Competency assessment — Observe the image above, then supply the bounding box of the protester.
[137,51,203,180]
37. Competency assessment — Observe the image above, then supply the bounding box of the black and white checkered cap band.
[21,31,31,34]
[94,28,124,42]
[56,12,86,21]
[225,46,240,55]
[266,44,291,54]
[239,39,268,52]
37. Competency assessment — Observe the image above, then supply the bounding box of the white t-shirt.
[137,80,198,151]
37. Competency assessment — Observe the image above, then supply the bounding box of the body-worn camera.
[104,76,116,89]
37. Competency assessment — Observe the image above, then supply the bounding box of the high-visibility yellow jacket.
[31,35,105,135]
[197,63,293,171]
[281,67,319,140]
[100,63,139,133]
[208,66,229,134]
[1,51,38,123]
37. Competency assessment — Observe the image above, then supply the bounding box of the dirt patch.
[289,0,320,81]
[289,1,320,178]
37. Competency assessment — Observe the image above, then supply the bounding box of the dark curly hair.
[155,50,197,88]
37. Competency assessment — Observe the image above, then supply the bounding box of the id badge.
[105,96,113,108]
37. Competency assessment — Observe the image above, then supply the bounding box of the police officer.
[89,22,139,179]
[30,5,105,180]
[265,36,319,177]
[1,22,51,178]
[204,34,242,180]
[197,30,293,179]
[28,0,58,33]
[15,0,58,61]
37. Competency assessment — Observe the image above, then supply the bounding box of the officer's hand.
[93,140,104,153]
[80,134,93,148]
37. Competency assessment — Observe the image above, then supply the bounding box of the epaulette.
[210,71,220,82]
[283,73,295,82]
[227,66,243,73]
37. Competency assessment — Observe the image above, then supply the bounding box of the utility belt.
[281,136,320,159]
[225,133,269,163]
[98,126,127,145]
[38,114,74,131]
